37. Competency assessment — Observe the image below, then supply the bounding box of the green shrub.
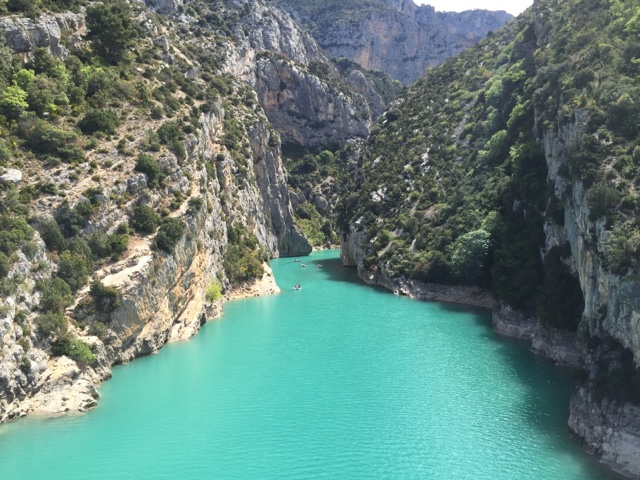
[40,220,66,252]
[57,200,94,237]
[88,321,107,339]
[57,251,90,292]
[88,231,112,259]
[22,241,39,259]
[52,335,95,364]
[7,0,39,16]
[130,204,159,233]
[78,109,121,135]
[0,215,33,255]
[155,217,185,253]
[90,280,120,313]
[205,280,222,302]
[0,252,9,279]
[451,230,491,286]
[134,154,163,188]
[24,120,85,163]
[86,0,137,65]
[586,182,621,220]
[109,233,129,257]
[0,84,29,119]
[186,197,203,215]
[35,311,68,338]
[86,228,127,260]
[157,120,183,145]
[39,277,73,313]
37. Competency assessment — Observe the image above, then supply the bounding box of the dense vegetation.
[0,0,277,366]
[281,144,360,247]
[340,0,640,333]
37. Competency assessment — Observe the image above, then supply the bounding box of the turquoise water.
[0,250,619,479]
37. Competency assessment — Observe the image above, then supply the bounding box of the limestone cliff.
[0,0,311,422]
[0,11,85,57]
[276,0,512,84]
[221,0,383,147]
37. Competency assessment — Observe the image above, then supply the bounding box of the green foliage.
[23,119,85,163]
[130,204,159,234]
[205,280,223,302]
[451,230,491,285]
[6,0,39,16]
[295,202,327,247]
[86,0,137,65]
[52,335,95,364]
[35,311,68,338]
[134,154,163,188]
[56,251,89,292]
[39,277,73,314]
[157,120,183,145]
[40,220,66,252]
[586,182,621,221]
[0,84,29,119]
[155,217,185,254]
[0,214,33,255]
[605,221,640,274]
[56,200,93,236]
[90,279,120,313]
[0,252,9,279]
[224,223,265,284]
[78,109,121,135]
[340,0,640,325]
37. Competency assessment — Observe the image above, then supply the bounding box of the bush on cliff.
[78,109,121,135]
[52,335,95,365]
[155,217,185,254]
[205,280,223,303]
[130,204,159,234]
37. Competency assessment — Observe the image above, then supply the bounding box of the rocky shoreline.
[2,269,281,423]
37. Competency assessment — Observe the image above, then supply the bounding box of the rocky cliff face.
[277,0,512,84]
[0,11,85,57]
[0,0,311,422]
[221,0,383,147]
[0,95,310,420]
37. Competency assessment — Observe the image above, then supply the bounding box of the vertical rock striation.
[277,0,512,84]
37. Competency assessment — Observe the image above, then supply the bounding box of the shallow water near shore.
[0,250,620,479]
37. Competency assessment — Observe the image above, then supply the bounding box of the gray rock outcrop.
[144,0,183,14]
[0,168,22,185]
[222,0,384,147]
[278,0,512,84]
[0,12,85,57]
[569,387,640,478]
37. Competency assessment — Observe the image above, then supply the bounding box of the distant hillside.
[275,0,512,84]
[340,0,640,474]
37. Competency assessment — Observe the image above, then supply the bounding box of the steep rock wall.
[0,93,310,421]
[0,12,85,57]
[222,0,383,147]
[279,0,512,84]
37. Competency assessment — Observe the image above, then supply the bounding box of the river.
[0,250,619,479]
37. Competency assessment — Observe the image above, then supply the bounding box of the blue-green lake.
[0,250,619,479]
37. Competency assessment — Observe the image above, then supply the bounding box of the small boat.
[293,259,301,263]
[301,263,307,267]
[294,285,301,290]
[317,264,323,268]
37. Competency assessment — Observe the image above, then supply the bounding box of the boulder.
[0,169,22,186]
